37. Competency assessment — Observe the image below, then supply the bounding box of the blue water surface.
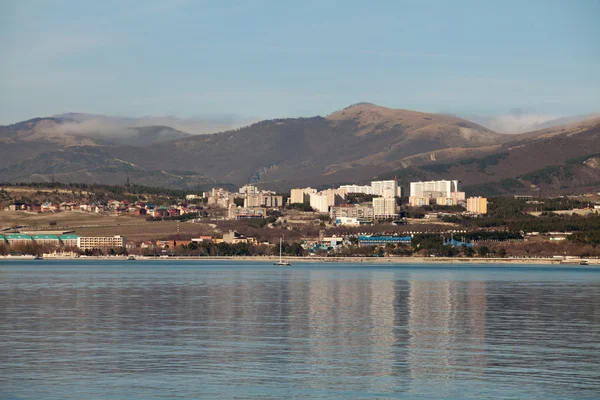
[1,260,599,399]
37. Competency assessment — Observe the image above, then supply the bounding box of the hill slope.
[1,104,599,193]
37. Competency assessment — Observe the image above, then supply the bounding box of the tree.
[477,246,491,257]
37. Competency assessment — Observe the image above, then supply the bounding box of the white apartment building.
[339,184,373,195]
[77,236,125,250]
[290,187,317,204]
[373,197,397,218]
[310,193,331,213]
[238,184,260,195]
[371,180,401,197]
[410,180,459,198]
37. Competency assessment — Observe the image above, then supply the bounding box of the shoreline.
[1,255,598,265]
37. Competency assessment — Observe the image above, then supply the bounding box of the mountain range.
[1,103,599,196]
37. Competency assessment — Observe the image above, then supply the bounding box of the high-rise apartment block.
[467,197,488,214]
[371,180,401,197]
[410,180,459,198]
[373,197,397,218]
[339,185,373,195]
[290,187,317,204]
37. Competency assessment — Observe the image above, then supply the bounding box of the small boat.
[274,236,291,266]
[580,260,589,265]
[34,255,43,260]
[127,255,136,261]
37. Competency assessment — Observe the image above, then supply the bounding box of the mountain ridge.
[1,104,599,193]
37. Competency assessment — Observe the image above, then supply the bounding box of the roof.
[32,234,60,240]
[59,234,79,240]
[5,234,33,240]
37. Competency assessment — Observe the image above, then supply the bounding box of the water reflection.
[1,263,599,399]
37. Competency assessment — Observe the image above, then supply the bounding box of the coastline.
[1,255,598,265]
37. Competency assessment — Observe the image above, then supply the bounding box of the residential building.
[4,234,33,245]
[408,196,431,207]
[244,194,284,208]
[185,194,202,201]
[239,184,260,195]
[191,236,214,243]
[32,234,60,246]
[358,235,411,246]
[467,197,488,214]
[290,187,317,204]
[228,205,266,220]
[330,204,374,220]
[373,197,397,218]
[59,234,79,247]
[334,217,373,226]
[435,197,455,206]
[371,180,401,197]
[77,236,125,250]
[410,180,459,198]
[309,189,346,213]
[310,193,330,213]
[222,230,257,244]
[339,184,373,195]
[514,194,534,201]
[156,240,191,249]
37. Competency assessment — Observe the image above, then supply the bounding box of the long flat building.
[77,236,125,250]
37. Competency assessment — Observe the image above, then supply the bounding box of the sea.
[1,260,599,399]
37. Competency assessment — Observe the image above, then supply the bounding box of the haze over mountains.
[1,103,599,196]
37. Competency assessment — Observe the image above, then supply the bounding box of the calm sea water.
[1,261,599,399]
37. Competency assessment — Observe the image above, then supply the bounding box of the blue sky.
[1,0,599,125]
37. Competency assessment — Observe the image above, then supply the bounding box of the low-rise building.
[191,236,214,243]
[358,235,411,246]
[228,205,266,220]
[4,234,33,245]
[222,230,257,244]
[435,197,455,206]
[32,234,60,246]
[77,235,125,250]
[330,204,374,220]
[334,217,373,226]
[408,196,430,207]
